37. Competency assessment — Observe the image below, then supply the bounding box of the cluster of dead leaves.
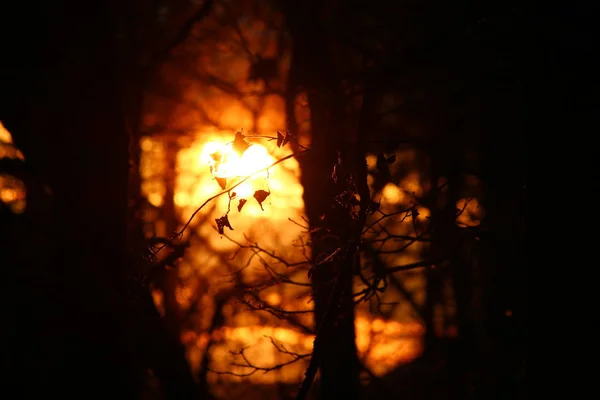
[215,190,271,234]
[212,130,277,235]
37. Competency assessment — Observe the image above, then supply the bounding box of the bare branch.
[210,342,311,378]
[148,146,310,259]
[386,257,448,273]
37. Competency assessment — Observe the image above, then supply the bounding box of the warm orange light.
[239,144,273,177]
[0,121,13,144]
[200,140,274,198]
[202,142,274,179]
[0,188,18,202]
[182,315,423,384]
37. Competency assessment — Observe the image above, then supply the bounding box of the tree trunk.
[478,100,526,399]
[283,2,362,399]
[0,1,196,397]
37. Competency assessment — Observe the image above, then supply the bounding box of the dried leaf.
[277,130,285,147]
[253,190,270,211]
[237,198,247,212]
[233,130,249,155]
[215,215,234,234]
[283,131,295,147]
[215,177,227,190]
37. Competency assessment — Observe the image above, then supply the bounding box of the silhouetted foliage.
[1,0,525,399]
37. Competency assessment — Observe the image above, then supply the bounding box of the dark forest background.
[1,0,526,399]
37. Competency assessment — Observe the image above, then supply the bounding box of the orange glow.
[0,176,27,213]
[0,121,25,160]
[456,197,484,227]
[381,183,404,205]
[0,187,18,202]
[152,289,165,317]
[176,130,304,221]
[142,129,426,385]
[0,121,12,144]
[200,140,274,199]
[138,6,427,389]
[139,137,166,207]
[0,122,27,214]
[183,315,423,384]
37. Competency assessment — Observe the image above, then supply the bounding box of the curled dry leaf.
[253,190,270,211]
[215,214,234,234]
[215,177,227,190]
[276,130,293,148]
[233,129,249,155]
[237,198,247,212]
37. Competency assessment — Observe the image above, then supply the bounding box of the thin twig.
[151,148,310,258]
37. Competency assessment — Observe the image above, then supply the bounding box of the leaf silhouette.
[277,130,293,147]
[283,131,294,147]
[215,177,227,190]
[237,198,247,212]
[215,215,234,234]
[253,190,270,211]
[233,129,249,155]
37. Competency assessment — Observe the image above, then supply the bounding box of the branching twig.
[148,147,310,259]
[386,257,448,273]
[210,340,311,377]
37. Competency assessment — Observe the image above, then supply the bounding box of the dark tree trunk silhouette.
[478,81,526,399]
[0,1,196,397]
[284,1,362,399]
[1,2,140,395]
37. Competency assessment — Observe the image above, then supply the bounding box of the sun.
[200,139,274,199]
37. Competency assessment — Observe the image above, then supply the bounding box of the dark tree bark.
[478,76,526,400]
[0,2,140,395]
[283,1,362,399]
[0,1,196,398]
